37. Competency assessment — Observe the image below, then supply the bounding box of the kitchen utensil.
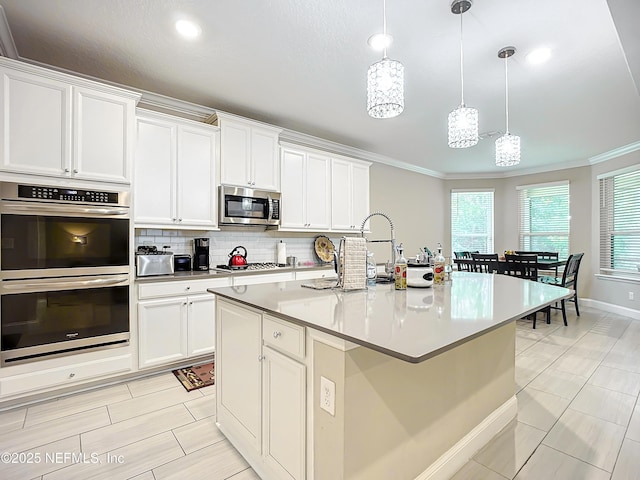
[314,235,335,263]
[228,246,248,267]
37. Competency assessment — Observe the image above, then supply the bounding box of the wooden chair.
[471,253,499,273]
[515,251,560,279]
[504,254,550,328]
[454,251,476,271]
[540,253,584,326]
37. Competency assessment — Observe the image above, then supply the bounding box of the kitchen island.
[208,272,572,480]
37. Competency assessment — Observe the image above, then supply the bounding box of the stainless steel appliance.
[219,185,280,226]
[193,238,209,271]
[136,246,174,277]
[0,182,130,365]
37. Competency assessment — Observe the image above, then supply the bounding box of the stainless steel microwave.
[219,186,281,226]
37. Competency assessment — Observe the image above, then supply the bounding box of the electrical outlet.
[320,376,335,416]
[629,292,635,301]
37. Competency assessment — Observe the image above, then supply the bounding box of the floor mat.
[172,361,214,391]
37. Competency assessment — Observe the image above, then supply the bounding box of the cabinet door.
[134,116,176,225]
[306,152,331,230]
[187,294,216,357]
[0,67,71,176]
[280,148,306,229]
[73,86,134,183]
[216,300,263,451]
[220,119,251,187]
[263,346,306,480]
[330,158,353,230]
[251,127,280,191]
[138,298,187,368]
[351,161,370,232]
[177,125,217,227]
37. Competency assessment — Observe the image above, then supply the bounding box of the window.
[517,181,570,258]
[451,190,494,254]
[599,167,640,273]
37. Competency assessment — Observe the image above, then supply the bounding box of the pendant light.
[367,0,404,119]
[495,46,520,166]
[448,0,478,148]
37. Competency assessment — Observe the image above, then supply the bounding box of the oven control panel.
[17,185,119,204]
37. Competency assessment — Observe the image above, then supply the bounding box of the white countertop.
[208,272,574,363]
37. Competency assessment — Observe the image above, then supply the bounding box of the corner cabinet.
[331,156,371,232]
[211,113,282,191]
[0,57,139,183]
[280,146,331,231]
[134,109,219,229]
[216,299,306,480]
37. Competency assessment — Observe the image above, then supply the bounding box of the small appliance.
[136,246,174,277]
[407,262,434,288]
[193,238,210,271]
[219,185,281,226]
[228,246,248,267]
[174,254,192,272]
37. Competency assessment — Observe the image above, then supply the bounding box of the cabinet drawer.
[295,269,337,281]
[0,354,131,397]
[263,315,305,360]
[233,272,295,286]
[138,277,231,299]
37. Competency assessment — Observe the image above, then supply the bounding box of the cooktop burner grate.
[216,262,281,271]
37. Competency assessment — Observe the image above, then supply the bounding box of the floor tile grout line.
[542,443,614,475]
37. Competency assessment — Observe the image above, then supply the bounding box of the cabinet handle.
[73,169,78,174]
[69,373,75,378]
[178,218,183,222]
[248,181,252,185]
[258,355,265,361]
[183,302,187,305]
[172,218,177,222]
[188,301,193,305]
[273,331,281,339]
[64,168,70,173]
[186,286,191,290]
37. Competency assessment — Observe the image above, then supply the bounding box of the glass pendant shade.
[367,57,404,119]
[448,105,479,148]
[495,133,520,166]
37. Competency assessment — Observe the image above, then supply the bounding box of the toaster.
[136,253,175,276]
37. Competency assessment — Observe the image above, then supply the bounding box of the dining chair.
[504,254,550,328]
[454,251,475,271]
[540,252,584,326]
[516,251,560,279]
[471,253,499,273]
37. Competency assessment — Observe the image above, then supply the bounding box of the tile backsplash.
[135,228,342,268]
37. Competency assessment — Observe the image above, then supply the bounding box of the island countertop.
[207,272,573,363]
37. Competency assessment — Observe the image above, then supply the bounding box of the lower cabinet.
[216,299,306,480]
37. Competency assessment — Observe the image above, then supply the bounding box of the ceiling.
[0,0,638,178]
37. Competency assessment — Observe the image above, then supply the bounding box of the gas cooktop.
[215,262,283,271]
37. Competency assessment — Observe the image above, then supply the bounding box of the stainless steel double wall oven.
[0,182,130,365]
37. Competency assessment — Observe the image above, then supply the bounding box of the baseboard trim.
[581,298,640,320]
[414,395,518,480]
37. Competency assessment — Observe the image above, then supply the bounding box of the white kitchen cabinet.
[137,277,228,369]
[216,299,306,480]
[213,113,281,191]
[280,146,331,231]
[233,272,295,286]
[294,269,337,281]
[134,109,218,229]
[0,57,139,183]
[331,156,371,232]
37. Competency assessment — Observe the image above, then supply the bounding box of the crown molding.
[0,7,18,59]
[589,140,640,164]
[443,157,591,180]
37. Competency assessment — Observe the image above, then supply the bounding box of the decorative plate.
[314,235,335,263]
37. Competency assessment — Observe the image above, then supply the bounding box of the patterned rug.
[172,361,215,392]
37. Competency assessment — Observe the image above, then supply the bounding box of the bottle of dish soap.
[394,244,407,290]
[434,243,445,285]
[366,251,377,287]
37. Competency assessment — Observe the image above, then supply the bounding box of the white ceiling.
[0,0,638,177]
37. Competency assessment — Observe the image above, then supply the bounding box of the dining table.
[453,256,567,275]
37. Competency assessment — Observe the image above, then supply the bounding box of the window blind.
[599,168,640,273]
[517,182,569,258]
[451,190,494,254]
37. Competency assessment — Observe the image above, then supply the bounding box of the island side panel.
[312,322,516,480]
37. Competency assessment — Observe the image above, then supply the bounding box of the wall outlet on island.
[629,292,635,301]
[320,376,335,416]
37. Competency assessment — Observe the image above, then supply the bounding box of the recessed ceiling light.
[175,19,201,38]
[526,47,551,65]
[367,33,393,51]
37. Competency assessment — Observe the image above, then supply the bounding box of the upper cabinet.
[211,113,282,191]
[331,156,371,232]
[0,57,139,184]
[280,145,331,231]
[134,109,218,229]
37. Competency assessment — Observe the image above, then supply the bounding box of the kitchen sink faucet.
[360,212,397,280]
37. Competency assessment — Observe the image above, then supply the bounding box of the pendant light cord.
[504,54,509,134]
[382,0,388,59]
[459,11,465,106]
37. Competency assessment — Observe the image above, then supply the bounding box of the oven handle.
[268,195,273,220]
[1,275,130,294]
[0,202,129,217]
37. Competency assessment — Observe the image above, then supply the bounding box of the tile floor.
[0,304,639,479]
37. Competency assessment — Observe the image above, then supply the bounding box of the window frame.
[450,189,495,255]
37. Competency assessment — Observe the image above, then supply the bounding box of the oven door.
[219,186,280,226]
[0,201,129,279]
[0,274,130,365]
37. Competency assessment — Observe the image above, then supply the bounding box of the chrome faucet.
[360,212,397,280]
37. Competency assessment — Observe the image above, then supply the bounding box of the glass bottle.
[434,243,445,285]
[366,251,377,286]
[394,244,407,290]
